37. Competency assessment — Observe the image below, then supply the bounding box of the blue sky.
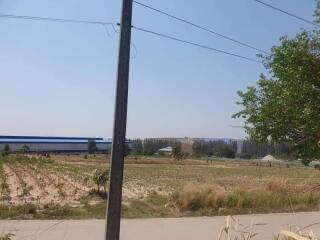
[0,0,317,139]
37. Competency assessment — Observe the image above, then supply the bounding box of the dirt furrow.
[3,164,24,204]
[26,165,65,204]
[0,165,10,202]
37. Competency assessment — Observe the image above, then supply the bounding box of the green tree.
[213,144,235,159]
[19,144,30,153]
[143,140,158,155]
[1,144,10,156]
[124,143,131,157]
[88,140,98,154]
[3,145,9,152]
[172,143,182,160]
[192,140,202,156]
[131,139,143,155]
[234,30,320,165]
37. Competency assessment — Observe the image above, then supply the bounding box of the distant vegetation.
[131,138,180,156]
[192,140,237,159]
[1,145,10,157]
[234,2,320,165]
[172,142,183,160]
[18,145,30,154]
[87,140,98,154]
[130,138,291,160]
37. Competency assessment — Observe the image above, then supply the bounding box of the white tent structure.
[262,155,277,162]
[158,146,173,155]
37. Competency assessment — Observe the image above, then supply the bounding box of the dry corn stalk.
[278,230,314,240]
[276,221,320,240]
[218,216,319,240]
[218,216,261,240]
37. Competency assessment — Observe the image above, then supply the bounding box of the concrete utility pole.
[105,0,133,240]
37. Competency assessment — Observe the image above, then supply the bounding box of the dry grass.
[218,216,320,240]
[266,177,288,193]
[1,154,320,219]
[52,154,208,166]
[172,179,320,215]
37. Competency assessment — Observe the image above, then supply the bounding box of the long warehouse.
[0,135,112,153]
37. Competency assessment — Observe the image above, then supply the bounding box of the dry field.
[1,154,320,219]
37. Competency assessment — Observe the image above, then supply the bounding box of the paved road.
[1,212,320,240]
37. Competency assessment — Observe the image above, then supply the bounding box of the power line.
[0,13,115,26]
[0,13,261,62]
[133,25,262,63]
[133,0,269,55]
[253,0,320,28]
[0,13,138,59]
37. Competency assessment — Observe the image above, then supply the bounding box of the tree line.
[1,138,292,160]
[131,138,180,156]
[129,138,291,159]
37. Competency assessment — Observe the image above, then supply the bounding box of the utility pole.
[105,0,133,240]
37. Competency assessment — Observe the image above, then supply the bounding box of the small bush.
[172,184,224,212]
[92,169,109,193]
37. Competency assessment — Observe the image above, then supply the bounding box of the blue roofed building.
[0,135,112,153]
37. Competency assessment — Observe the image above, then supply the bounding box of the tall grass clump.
[172,184,225,212]
[172,179,320,215]
[0,204,37,219]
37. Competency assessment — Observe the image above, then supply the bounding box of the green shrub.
[1,145,10,157]
[88,140,98,154]
[18,145,30,154]
[92,169,109,193]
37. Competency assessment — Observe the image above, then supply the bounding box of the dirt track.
[1,212,320,240]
